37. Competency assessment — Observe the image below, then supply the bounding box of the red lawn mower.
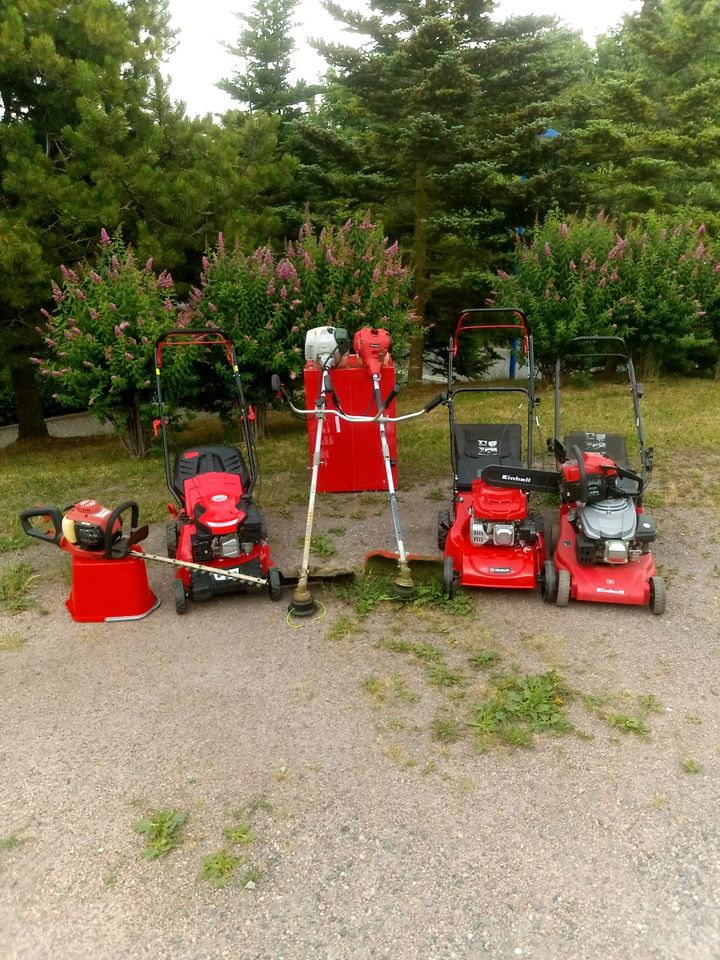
[154,328,281,614]
[483,335,665,614]
[438,308,548,598]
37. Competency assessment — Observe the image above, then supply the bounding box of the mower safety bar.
[564,335,631,359]
[452,307,529,357]
[155,327,234,366]
[481,464,561,494]
[20,506,63,545]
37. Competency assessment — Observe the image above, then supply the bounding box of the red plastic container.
[66,549,159,622]
[304,355,398,493]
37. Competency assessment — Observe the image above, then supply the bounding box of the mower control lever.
[20,506,63,546]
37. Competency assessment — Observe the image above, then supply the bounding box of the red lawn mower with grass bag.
[154,328,282,614]
[438,308,548,598]
[482,335,665,614]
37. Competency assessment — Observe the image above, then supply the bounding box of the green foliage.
[431,713,463,744]
[35,234,189,456]
[199,850,239,887]
[469,671,572,747]
[468,649,501,670]
[134,809,187,860]
[188,216,416,409]
[223,823,256,846]
[606,713,650,735]
[491,211,719,373]
[0,561,37,614]
[680,758,701,774]
[306,535,337,560]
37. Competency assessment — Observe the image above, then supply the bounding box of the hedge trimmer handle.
[104,500,140,558]
[20,506,64,546]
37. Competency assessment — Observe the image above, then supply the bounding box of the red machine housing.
[552,505,656,606]
[304,354,398,493]
[444,479,546,589]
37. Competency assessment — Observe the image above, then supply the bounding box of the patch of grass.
[468,649,500,671]
[0,832,28,851]
[424,488,446,501]
[431,713,463,744]
[363,675,388,705]
[199,850,239,887]
[392,672,421,703]
[378,636,413,654]
[411,580,472,616]
[335,574,396,616]
[685,714,702,726]
[425,662,466,688]
[239,864,262,888]
[638,693,663,714]
[134,809,187,860]
[234,795,273,818]
[223,823,256,846]
[468,671,573,748]
[606,713,649,735]
[582,693,610,712]
[299,534,336,560]
[0,561,38,614]
[411,641,444,662]
[349,510,366,521]
[325,613,356,642]
[680,758,701,774]
[0,632,27,652]
[389,717,407,731]
[327,525,346,536]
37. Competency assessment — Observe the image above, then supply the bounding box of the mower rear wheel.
[437,509,452,551]
[166,522,178,559]
[442,556,456,599]
[174,578,188,615]
[268,566,282,601]
[541,560,557,603]
[649,576,666,615]
[556,569,571,607]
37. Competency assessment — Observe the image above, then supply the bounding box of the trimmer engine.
[353,327,391,377]
[305,326,350,365]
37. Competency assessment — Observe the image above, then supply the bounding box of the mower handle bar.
[155,327,235,366]
[452,307,529,358]
[558,335,631,360]
[20,506,63,545]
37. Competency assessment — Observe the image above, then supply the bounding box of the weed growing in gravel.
[431,713,463,744]
[685,714,702,725]
[468,671,573,749]
[233,795,273,818]
[0,562,38,614]
[0,632,27,651]
[0,831,28,851]
[200,850,239,887]
[335,575,396,616]
[606,713,649,735]
[424,488,446,501]
[363,675,388,705]
[468,649,500,670]
[327,526,346,536]
[325,613,357,642]
[410,581,472,616]
[638,694,664,714]
[299,535,337,560]
[223,823,256,846]
[349,510,366,521]
[392,672,420,702]
[134,809,187,860]
[239,864,262,888]
[680,758,702,774]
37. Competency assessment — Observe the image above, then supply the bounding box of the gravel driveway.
[1,487,719,960]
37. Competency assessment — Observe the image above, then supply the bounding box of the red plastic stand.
[303,356,398,493]
[66,549,159,622]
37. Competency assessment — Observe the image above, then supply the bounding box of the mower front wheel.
[174,578,188,615]
[556,569,571,608]
[437,509,452,551]
[442,556,456,599]
[649,576,666,616]
[268,566,282,602]
[541,560,557,603]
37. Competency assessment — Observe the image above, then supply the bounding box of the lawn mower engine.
[442,478,546,592]
[559,452,656,567]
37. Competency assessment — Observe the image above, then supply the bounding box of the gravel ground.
[1,484,719,960]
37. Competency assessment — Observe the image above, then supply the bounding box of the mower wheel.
[556,569,571,608]
[541,560,557,603]
[174,578,188,615]
[437,509,452,551]
[649,576,666,616]
[268,566,282,601]
[442,556,456,599]
[166,521,178,559]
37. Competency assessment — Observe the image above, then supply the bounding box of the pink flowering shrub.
[35,233,186,456]
[490,212,719,375]
[185,215,417,417]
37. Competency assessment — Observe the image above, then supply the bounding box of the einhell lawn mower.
[483,335,665,614]
[154,328,281,614]
[438,308,548,598]
[20,499,160,622]
[272,325,445,616]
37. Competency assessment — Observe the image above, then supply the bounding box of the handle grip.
[423,392,446,413]
[382,384,400,411]
[104,500,140,559]
[20,506,63,546]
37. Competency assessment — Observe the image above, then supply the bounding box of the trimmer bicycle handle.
[423,393,446,413]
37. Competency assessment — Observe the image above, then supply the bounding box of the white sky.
[165,0,643,117]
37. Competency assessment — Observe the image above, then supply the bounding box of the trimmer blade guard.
[481,465,561,494]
